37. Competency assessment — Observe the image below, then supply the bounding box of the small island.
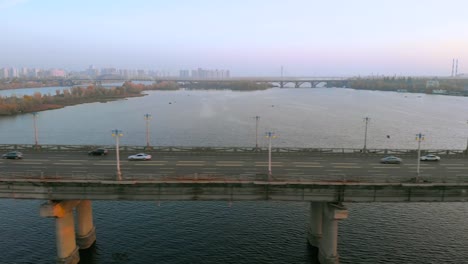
[0,81,178,116]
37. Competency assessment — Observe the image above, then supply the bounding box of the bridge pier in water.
[76,200,96,249]
[308,202,348,264]
[40,200,96,264]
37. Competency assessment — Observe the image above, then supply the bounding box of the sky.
[1,0,468,76]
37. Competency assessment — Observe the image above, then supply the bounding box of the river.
[0,87,467,263]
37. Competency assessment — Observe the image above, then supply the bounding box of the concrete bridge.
[51,76,350,88]
[1,145,468,264]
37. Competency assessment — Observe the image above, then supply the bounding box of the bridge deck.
[1,148,467,202]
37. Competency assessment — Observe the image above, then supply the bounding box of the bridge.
[1,145,468,264]
[48,76,350,88]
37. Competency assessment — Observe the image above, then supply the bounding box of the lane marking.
[134,164,166,166]
[255,164,284,167]
[294,165,323,168]
[332,166,362,169]
[406,167,436,170]
[176,164,205,166]
[59,160,86,162]
[215,164,243,167]
[53,163,82,165]
[331,163,358,165]
[10,162,42,165]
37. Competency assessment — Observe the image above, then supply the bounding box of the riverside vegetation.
[0,81,178,115]
[0,80,272,115]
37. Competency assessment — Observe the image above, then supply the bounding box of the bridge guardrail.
[1,171,467,184]
[0,144,466,156]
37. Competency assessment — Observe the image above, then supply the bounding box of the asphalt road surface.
[1,151,468,183]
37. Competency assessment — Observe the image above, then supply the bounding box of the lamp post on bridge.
[32,112,39,149]
[416,133,425,182]
[253,116,260,149]
[265,132,277,180]
[144,114,152,149]
[466,120,468,153]
[112,129,123,181]
[363,117,370,153]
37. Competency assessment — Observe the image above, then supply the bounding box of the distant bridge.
[48,76,351,88]
[2,145,467,264]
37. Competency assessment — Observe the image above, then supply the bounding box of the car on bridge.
[2,151,23,159]
[128,153,152,161]
[380,156,402,164]
[88,148,108,156]
[420,154,440,161]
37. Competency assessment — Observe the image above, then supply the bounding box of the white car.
[420,154,440,161]
[128,153,152,161]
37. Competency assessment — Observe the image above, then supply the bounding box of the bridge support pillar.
[308,202,323,247]
[40,200,81,264]
[308,202,348,264]
[76,200,96,249]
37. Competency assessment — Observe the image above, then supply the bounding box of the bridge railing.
[1,171,468,184]
[0,144,466,156]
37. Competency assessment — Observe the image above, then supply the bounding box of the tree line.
[0,81,179,116]
[343,77,468,94]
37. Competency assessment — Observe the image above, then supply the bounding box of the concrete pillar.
[319,203,348,264]
[56,212,79,264]
[40,200,80,264]
[76,200,96,249]
[308,202,323,247]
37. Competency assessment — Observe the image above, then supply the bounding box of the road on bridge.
[1,151,468,183]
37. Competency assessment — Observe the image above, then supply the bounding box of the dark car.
[380,156,402,164]
[88,148,108,156]
[2,151,23,159]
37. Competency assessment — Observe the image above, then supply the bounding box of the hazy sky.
[2,0,467,76]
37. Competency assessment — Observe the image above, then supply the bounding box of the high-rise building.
[0,68,8,79]
[49,69,66,77]
[179,70,190,78]
[8,67,19,78]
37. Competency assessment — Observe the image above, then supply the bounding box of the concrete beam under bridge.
[40,200,96,264]
[308,202,348,264]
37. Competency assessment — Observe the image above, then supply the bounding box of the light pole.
[416,133,424,182]
[363,117,370,152]
[254,116,260,149]
[112,129,123,181]
[466,120,468,153]
[144,114,152,148]
[32,112,39,149]
[265,132,276,180]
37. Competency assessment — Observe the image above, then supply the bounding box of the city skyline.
[2,0,468,76]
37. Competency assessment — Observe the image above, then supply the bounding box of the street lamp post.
[416,133,425,182]
[254,116,260,149]
[32,112,39,149]
[112,129,123,181]
[466,120,468,153]
[265,132,276,180]
[363,117,370,152]
[144,114,152,148]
